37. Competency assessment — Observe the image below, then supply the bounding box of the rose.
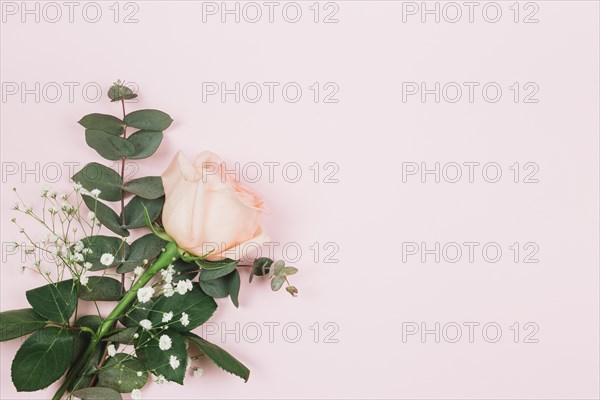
[161,151,267,260]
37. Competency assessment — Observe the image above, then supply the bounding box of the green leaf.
[108,83,138,102]
[69,344,106,391]
[123,176,164,199]
[124,109,173,131]
[150,284,217,332]
[122,196,164,229]
[119,301,153,328]
[78,113,125,136]
[73,387,123,400]
[98,353,148,393]
[199,259,238,281]
[250,257,273,283]
[200,270,241,307]
[127,130,163,159]
[85,129,135,161]
[186,332,249,382]
[171,259,199,283]
[81,236,129,271]
[272,260,285,277]
[26,280,77,323]
[11,327,75,391]
[102,327,138,344]
[75,315,103,333]
[82,195,129,237]
[271,275,286,292]
[0,309,47,342]
[73,162,123,202]
[118,234,167,273]
[137,330,187,384]
[79,276,122,301]
[282,267,299,276]
[142,205,174,242]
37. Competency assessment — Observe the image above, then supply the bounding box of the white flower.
[41,186,51,197]
[73,182,82,191]
[176,279,193,295]
[155,375,166,385]
[169,355,180,369]
[87,211,96,221]
[82,247,93,254]
[139,319,152,330]
[134,266,144,276]
[162,311,173,323]
[136,371,143,377]
[161,264,175,284]
[137,287,154,303]
[83,262,93,270]
[163,283,175,297]
[193,368,203,377]
[131,388,142,399]
[100,253,114,266]
[11,202,19,210]
[74,241,84,252]
[74,253,84,263]
[60,193,68,200]
[134,333,139,339]
[158,335,172,351]
[180,312,189,327]
[48,206,58,214]
[80,275,89,286]
[107,344,116,357]
[90,189,101,198]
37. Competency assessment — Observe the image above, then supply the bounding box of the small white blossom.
[107,344,116,357]
[83,262,93,270]
[169,355,180,369]
[163,283,175,297]
[100,253,114,266]
[193,368,203,377]
[161,264,175,284]
[176,279,193,295]
[80,275,89,286]
[11,203,19,210]
[158,335,172,351]
[137,287,154,303]
[180,312,189,327]
[82,247,93,254]
[131,388,142,399]
[74,241,84,252]
[134,266,144,276]
[133,333,139,339]
[155,375,166,385]
[162,311,173,323]
[41,186,51,197]
[48,207,58,214]
[73,182,82,191]
[139,319,152,330]
[73,253,84,263]
[60,193,68,200]
[87,211,96,221]
[136,371,143,377]
[90,189,102,198]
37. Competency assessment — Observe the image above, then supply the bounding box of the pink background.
[1,1,599,399]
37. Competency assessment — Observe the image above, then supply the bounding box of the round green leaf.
[117,234,167,273]
[123,176,164,199]
[271,275,286,292]
[73,387,122,400]
[124,109,173,131]
[72,162,123,202]
[0,309,47,342]
[79,276,122,301]
[108,83,137,103]
[127,130,163,159]
[81,235,129,271]
[26,280,77,324]
[11,327,75,391]
[85,130,135,161]
[78,113,125,136]
[150,285,217,332]
[98,353,148,393]
[136,330,187,384]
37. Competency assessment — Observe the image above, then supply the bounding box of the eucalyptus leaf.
[118,234,167,273]
[272,260,285,277]
[282,267,299,276]
[108,83,137,102]
[98,353,148,393]
[78,113,124,136]
[25,280,77,323]
[149,284,217,332]
[0,309,47,342]
[136,330,187,384]
[186,332,250,382]
[80,236,129,271]
[79,276,122,301]
[122,196,164,229]
[171,259,199,283]
[73,163,123,202]
[270,275,286,292]
[102,327,138,344]
[82,195,129,237]
[127,130,163,159]
[73,387,122,400]
[75,315,103,333]
[11,327,75,391]
[123,176,164,199]
[250,257,273,283]
[200,271,241,307]
[124,109,173,131]
[85,130,135,160]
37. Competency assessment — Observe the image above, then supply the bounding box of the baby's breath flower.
[83,262,93,270]
[134,266,144,276]
[176,279,193,295]
[107,344,116,357]
[11,203,19,211]
[80,275,89,286]
[163,283,175,297]
[100,253,114,266]
[158,335,172,351]
[155,375,166,385]
[162,311,173,323]
[90,189,101,198]
[139,319,152,330]
[193,368,203,377]
[48,207,58,214]
[180,312,190,327]
[87,211,96,221]
[169,355,180,369]
[137,287,154,304]
[131,389,142,400]
[73,182,82,191]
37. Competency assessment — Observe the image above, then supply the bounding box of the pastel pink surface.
[1,2,599,399]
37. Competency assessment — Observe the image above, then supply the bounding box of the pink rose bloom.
[161,151,267,260]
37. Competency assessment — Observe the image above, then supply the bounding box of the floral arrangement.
[0,81,299,400]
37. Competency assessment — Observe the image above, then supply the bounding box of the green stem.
[52,241,180,400]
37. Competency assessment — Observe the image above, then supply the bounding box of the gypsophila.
[90,189,101,198]
[100,253,114,266]
[139,319,152,330]
[87,211,96,221]
[176,279,193,295]
[107,344,116,357]
[137,287,154,304]
[155,375,166,385]
[80,275,89,286]
[162,311,173,323]
[134,266,144,276]
[158,335,172,351]
[169,355,180,369]
[83,262,92,270]
[163,283,175,297]
[193,368,203,377]
[131,388,142,399]
[180,312,190,327]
